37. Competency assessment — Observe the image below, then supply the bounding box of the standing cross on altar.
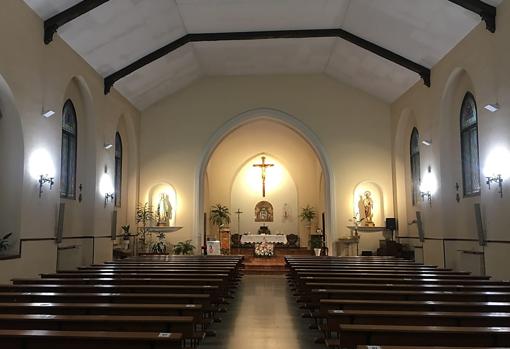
[253,156,274,197]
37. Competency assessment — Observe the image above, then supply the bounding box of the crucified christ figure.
[253,156,274,197]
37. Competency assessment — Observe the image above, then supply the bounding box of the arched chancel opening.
[195,108,335,253]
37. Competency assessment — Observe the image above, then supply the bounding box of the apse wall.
[391,0,510,279]
[140,74,395,253]
[0,1,140,283]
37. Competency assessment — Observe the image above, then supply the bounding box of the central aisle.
[201,274,324,349]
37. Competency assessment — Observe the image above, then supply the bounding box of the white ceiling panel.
[23,0,82,19]
[342,0,480,67]
[194,38,335,76]
[58,0,187,76]
[325,39,419,103]
[176,0,350,33]
[115,45,202,111]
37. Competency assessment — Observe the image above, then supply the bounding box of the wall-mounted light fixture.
[484,146,510,198]
[29,149,56,198]
[99,173,115,207]
[42,110,55,118]
[421,139,432,146]
[420,166,437,207]
[104,143,113,150]
[484,103,500,113]
[38,175,54,198]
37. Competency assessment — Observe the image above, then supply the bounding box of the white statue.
[157,193,172,226]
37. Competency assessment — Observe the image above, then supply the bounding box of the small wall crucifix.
[253,156,274,197]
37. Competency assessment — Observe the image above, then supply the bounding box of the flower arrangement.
[254,241,274,257]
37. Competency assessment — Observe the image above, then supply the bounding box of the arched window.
[60,100,77,199]
[460,92,480,196]
[410,127,421,206]
[114,132,123,207]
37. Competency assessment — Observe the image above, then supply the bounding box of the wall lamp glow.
[484,103,500,113]
[420,166,437,207]
[484,146,510,198]
[29,149,56,198]
[42,110,55,118]
[421,139,432,146]
[99,173,115,207]
[104,143,113,150]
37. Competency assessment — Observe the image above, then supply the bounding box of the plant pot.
[122,240,129,250]
[314,248,321,256]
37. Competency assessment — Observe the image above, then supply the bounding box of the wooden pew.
[296,276,510,286]
[0,314,194,337]
[331,324,510,349]
[0,329,182,349]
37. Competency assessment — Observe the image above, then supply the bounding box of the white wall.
[391,1,510,279]
[140,74,394,253]
[0,0,140,282]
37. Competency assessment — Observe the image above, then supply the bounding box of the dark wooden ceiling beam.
[104,29,431,94]
[44,0,111,44]
[448,0,497,33]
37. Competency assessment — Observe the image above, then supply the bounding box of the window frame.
[114,132,123,208]
[60,99,78,200]
[460,92,481,198]
[410,127,421,206]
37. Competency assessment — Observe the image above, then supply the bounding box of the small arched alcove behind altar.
[230,154,298,235]
[147,183,178,227]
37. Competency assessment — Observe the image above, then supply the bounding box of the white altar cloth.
[241,234,287,244]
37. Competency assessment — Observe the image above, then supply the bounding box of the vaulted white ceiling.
[24,0,501,110]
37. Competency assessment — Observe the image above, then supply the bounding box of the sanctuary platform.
[232,247,313,274]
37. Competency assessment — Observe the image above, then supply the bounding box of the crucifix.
[253,156,274,197]
[235,209,243,234]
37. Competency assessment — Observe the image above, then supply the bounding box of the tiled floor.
[201,274,324,349]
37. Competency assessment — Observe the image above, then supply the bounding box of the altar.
[240,234,287,244]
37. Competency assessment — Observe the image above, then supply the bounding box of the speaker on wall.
[385,218,397,231]
[416,211,425,242]
[474,203,486,246]
[55,203,65,244]
[111,210,118,240]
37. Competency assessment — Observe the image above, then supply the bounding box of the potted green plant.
[300,205,317,230]
[210,204,231,236]
[173,240,196,255]
[135,202,155,253]
[0,233,12,252]
[151,232,167,254]
[121,225,130,250]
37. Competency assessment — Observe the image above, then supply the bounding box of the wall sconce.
[486,174,503,198]
[483,146,510,198]
[104,193,115,206]
[42,110,55,118]
[99,173,115,207]
[29,149,56,198]
[421,139,432,146]
[420,166,437,207]
[484,103,500,113]
[38,175,55,198]
[104,143,113,150]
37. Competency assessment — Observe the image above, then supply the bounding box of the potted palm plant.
[210,204,231,237]
[173,240,196,255]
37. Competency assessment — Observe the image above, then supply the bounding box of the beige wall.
[140,74,394,253]
[0,0,140,282]
[391,1,510,278]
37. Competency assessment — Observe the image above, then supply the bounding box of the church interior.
[1,0,510,348]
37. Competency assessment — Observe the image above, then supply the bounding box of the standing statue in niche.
[157,193,173,226]
[358,191,375,227]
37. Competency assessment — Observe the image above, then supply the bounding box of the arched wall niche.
[0,73,24,256]
[147,182,178,228]
[353,180,384,227]
[393,108,419,237]
[196,108,335,252]
[60,76,97,238]
[439,67,479,239]
[229,153,298,237]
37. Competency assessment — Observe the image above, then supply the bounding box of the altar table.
[240,234,287,244]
